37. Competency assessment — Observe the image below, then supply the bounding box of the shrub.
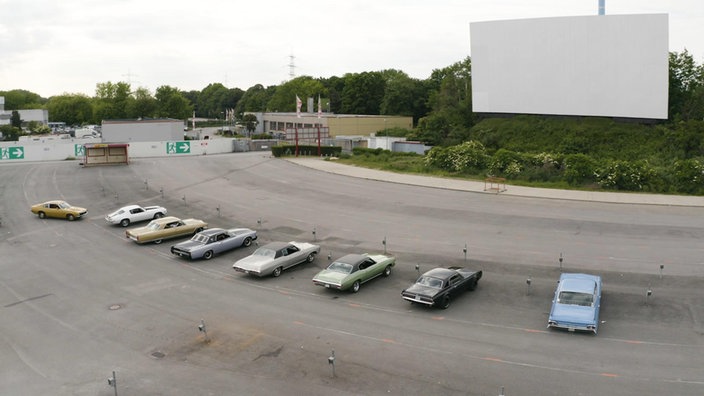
[595,160,657,191]
[563,154,598,185]
[672,158,704,194]
[489,149,523,177]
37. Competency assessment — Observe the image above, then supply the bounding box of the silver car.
[171,227,257,260]
[232,241,320,277]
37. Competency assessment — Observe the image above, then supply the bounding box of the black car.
[401,267,482,309]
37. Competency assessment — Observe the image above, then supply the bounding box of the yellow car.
[126,216,207,244]
[31,200,87,221]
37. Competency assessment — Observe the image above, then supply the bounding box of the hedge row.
[271,144,342,158]
[425,141,704,194]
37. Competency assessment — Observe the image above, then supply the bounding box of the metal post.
[499,385,505,396]
[463,243,467,264]
[159,187,164,199]
[559,253,563,272]
[312,226,317,241]
[144,179,148,191]
[645,288,652,305]
[182,195,186,206]
[526,276,532,295]
[328,350,336,377]
[198,319,209,342]
[107,370,118,396]
[216,205,220,217]
[659,264,664,280]
[382,236,387,254]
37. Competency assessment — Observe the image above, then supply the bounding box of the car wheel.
[154,212,164,219]
[203,250,214,260]
[351,280,361,293]
[38,211,46,219]
[468,279,478,291]
[67,214,75,221]
[272,266,283,277]
[120,219,130,227]
[383,265,392,277]
[153,239,163,245]
[306,252,317,263]
[440,295,451,309]
[242,237,252,247]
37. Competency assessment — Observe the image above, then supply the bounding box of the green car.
[312,253,395,293]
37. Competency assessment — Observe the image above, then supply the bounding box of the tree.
[669,50,704,121]
[341,72,385,114]
[128,87,158,119]
[10,111,21,128]
[155,85,192,119]
[242,113,259,134]
[379,69,430,124]
[0,89,44,109]
[94,81,133,121]
[267,76,325,112]
[412,57,473,145]
[197,83,231,119]
[46,94,94,125]
[235,84,275,114]
[319,76,345,113]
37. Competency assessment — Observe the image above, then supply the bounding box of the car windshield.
[558,291,594,307]
[146,222,162,231]
[191,234,209,243]
[252,248,276,258]
[58,201,71,209]
[417,276,443,289]
[327,261,353,274]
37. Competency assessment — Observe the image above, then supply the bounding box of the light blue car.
[548,273,602,334]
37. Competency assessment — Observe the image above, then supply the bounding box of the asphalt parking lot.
[1,152,703,395]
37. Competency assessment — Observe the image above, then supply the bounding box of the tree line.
[1,50,703,145]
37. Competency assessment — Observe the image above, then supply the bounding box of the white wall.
[0,138,238,163]
[471,14,669,119]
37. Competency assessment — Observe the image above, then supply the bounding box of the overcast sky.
[1,0,702,98]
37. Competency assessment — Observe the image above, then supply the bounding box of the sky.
[1,0,702,99]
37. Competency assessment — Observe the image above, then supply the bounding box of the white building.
[101,118,184,143]
[0,96,49,126]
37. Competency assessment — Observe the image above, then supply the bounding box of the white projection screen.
[470,14,668,119]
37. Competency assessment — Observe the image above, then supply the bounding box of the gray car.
[232,241,320,277]
[171,228,257,260]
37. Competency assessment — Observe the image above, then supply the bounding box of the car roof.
[261,241,292,250]
[151,216,180,224]
[559,273,600,293]
[197,228,225,236]
[335,254,368,265]
[119,204,140,210]
[423,267,457,280]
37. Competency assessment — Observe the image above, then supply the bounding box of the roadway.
[0,152,702,395]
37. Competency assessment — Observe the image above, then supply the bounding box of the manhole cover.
[151,351,165,359]
[109,304,122,310]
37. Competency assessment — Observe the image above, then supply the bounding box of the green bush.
[673,158,704,194]
[563,154,598,185]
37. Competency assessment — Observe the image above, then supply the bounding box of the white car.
[105,204,167,227]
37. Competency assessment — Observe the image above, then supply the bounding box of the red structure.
[82,143,129,167]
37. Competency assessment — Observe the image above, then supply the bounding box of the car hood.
[313,270,348,284]
[69,206,88,213]
[233,255,273,271]
[403,284,441,298]
[172,240,202,251]
[550,303,597,324]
